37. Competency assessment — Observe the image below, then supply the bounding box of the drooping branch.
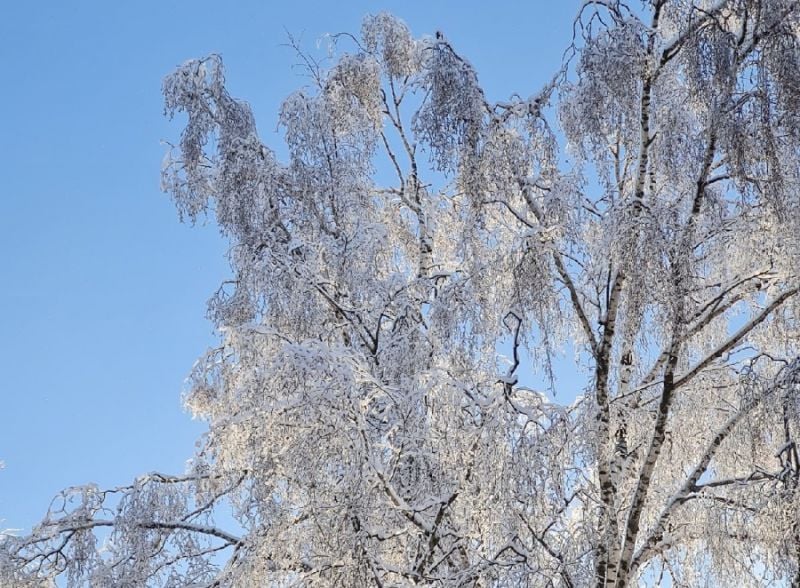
[673,286,800,391]
[631,360,800,573]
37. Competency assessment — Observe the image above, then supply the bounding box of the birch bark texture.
[5,2,800,586]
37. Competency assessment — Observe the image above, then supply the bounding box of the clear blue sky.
[0,1,578,534]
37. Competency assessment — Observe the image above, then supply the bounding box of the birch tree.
[5,2,800,586]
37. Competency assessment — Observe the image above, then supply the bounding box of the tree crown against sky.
[5,1,800,586]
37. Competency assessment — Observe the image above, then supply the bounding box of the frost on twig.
[10,3,800,586]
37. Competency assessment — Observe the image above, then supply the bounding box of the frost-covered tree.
[5,2,800,586]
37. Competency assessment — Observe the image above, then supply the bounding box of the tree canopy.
[5,2,800,586]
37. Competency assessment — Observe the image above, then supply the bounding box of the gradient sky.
[0,1,579,534]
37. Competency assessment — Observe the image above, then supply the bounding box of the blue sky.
[0,1,578,534]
